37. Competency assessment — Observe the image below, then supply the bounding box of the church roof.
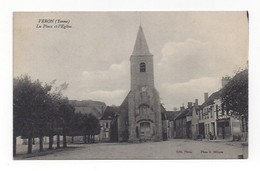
[132,26,152,56]
[117,91,130,114]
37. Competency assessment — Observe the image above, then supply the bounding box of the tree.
[221,69,248,131]
[57,98,75,147]
[13,75,51,154]
[13,75,72,155]
[88,114,101,143]
[36,90,52,152]
[80,114,89,144]
[77,114,101,144]
[44,93,58,150]
[69,112,84,142]
[85,114,100,143]
[45,82,70,149]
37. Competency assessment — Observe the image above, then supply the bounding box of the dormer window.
[140,62,146,72]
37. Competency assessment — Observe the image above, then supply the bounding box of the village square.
[13,12,248,159]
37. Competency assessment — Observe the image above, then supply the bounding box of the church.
[116,25,165,142]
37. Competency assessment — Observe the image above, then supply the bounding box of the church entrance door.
[140,122,152,141]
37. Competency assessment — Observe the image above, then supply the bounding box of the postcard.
[13,12,248,160]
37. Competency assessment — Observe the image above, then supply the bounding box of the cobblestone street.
[15,139,248,160]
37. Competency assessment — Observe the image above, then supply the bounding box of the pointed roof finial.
[139,12,142,26]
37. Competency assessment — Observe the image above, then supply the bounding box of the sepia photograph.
[13,11,248,160]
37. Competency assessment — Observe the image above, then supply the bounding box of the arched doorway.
[139,122,152,141]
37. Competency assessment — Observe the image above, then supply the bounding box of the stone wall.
[128,86,162,142]
[130,55,154,90]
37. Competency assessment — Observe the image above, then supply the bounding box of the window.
[221,103,224,115]
[216,104,219,118]
[210,106,213,118]
[140,62,146,72]
[106,122,109,128]
[105,132,109,138]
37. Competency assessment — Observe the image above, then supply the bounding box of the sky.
[13,12,248,110]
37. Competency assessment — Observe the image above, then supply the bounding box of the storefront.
[217,118,231,139]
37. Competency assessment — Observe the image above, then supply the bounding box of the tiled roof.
[118,91,130,113]
[166,111,180,121]
[100,106,119,120]
[174,107,193,120]
[201,90,222,108]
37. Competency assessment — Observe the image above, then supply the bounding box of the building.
[197,92,220,140]
[161,105,169,141]
[197,88,243,140]
[190,99,200,139]
[174,78,244,141]
[173,104,193,139]
[117,26,163,142]
[174,92,244,141]
[214,98,242,140]
[99,106,118,142]
[165,111,180,139]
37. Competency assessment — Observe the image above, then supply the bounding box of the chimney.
[180,106,185,111]
[222,77,230,88]
[204,93,208,102]
[187,102,193,108]
[195,99,198,107]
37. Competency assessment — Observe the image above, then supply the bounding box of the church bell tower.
[130,26,154,90]
[127,25,162,142]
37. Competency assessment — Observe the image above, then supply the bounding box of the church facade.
[117,26,163,142]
